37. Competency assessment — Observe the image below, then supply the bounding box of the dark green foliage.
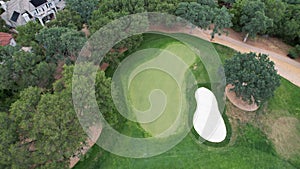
[0,18,10,32]
[197,0,217,7]
[224,52,280,105]
[0,66,95,168]
[288,44,300,59]
[36,27,69,56]
[0,46,56,91]
[65,0,99,23]
[231,0,299,45]
[16,21,43,46]
[0,112,17,169]
[175,1,233,39]
[262,0,287,36]
[283,0,300,4]
[36,27,86,62]
[239,0,273,40]
[218,0,236,5]
[95,70,126,130]
[175,2,214,29]
[46,9,83,30]
[90,0,189,33]
[281,4,300,44]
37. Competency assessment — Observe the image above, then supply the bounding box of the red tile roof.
[0,32,13,46]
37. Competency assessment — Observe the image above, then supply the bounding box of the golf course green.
[74,33,299,169]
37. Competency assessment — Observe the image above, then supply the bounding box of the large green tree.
[65,0,99,23]
[240,0,273,42]
[224,52,280,105]
[262,0,287,36]
[8,87,42,169]
[1,66,90,168]
[231,0,273,42]
[175,1,233,39]
[281,4,300,44]
[46,9,83,30]
[0,63,126,168]
[0,112,17,169]
[0,46,55,92]
[36,27,86,62]
[16,21,43,46]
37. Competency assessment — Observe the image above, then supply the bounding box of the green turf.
[268,78,300,118]
[74,33,298,169]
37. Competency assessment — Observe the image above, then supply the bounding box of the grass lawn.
[74,33,299,169]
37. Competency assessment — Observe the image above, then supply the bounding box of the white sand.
[193,87,227,143]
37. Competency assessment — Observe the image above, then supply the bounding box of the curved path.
[194,29,300,87]
[152,26,300,87]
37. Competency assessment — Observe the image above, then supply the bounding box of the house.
[0,0,65,27]
[0,32,16,46]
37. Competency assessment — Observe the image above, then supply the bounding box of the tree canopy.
[0,63,126,168]
[16,21,43,46]
[238,0,272,42]
[65,0,99,23]
[0,46,55,92]
[224,52,280,105]
[175,1,233,39]
[36,27,86,63]
[46,9,83,30]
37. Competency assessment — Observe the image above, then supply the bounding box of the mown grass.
[268,78,300,118]
[74,33,298,169]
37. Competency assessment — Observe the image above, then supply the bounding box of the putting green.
[116,42,197,136]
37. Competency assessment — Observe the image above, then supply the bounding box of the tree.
[16,21,43,46]
[46,9,82,30]
[211,6,233,39]
[281,4,300,44]
[230,0,247,31]
[2,66,89,168]
[224,52,280,105]
[0,112,17,169]
[0,46,55,91]
[36,27,86,62]
[176,2,213,29]
[197,0,217,7]
[60,30,86,57]
[9,87,42,169]
[282,0,300,4]
[288,44,300,59]
[262,0,287,35]
[175,2,232,39]
[0,18,10,33]
[65,0,99,23]
[232,0,273,42]
[32,88,86,168]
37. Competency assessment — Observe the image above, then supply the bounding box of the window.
[10,11,20,22]
[30,0,47,7]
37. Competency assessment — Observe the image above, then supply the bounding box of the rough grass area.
[259,78,300,167]
[74,33,299,169]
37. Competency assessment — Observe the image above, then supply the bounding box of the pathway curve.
[195,29,300,87]
[152,26,300,87]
